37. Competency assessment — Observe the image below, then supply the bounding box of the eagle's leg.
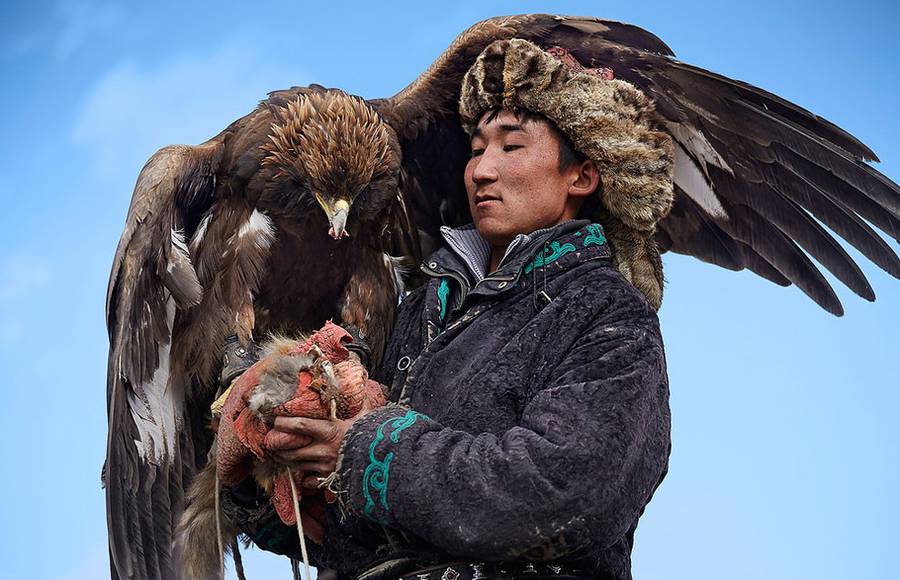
[338,251,401,369]
[218,302,261,394]
[235,301,256,344]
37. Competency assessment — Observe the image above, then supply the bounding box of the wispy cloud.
[72,37,304,182]
[53,0,124,60]
[4,0,123,61]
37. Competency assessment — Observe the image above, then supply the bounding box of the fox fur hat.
[459,38,675,309]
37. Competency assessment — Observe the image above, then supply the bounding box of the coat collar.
[437,221,565,283]
[422,220,610,297]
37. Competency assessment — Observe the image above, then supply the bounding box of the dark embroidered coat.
[230,220,671,580]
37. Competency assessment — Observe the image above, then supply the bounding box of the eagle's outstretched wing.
[376,14,899,314]
[105,141,223,580]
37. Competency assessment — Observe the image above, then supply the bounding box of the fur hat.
[459,38,675,309]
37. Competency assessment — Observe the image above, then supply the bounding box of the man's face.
[464,110,575,249]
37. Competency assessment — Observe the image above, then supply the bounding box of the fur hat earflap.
[459,38,675,309]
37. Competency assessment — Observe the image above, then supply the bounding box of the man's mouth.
[475,193,501,207]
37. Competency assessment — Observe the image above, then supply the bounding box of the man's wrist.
[334,404,432,526]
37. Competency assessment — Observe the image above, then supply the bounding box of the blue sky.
[0,1,897,578]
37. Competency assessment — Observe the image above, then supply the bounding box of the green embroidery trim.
[437,278,450,320]
[524,241,577,274]
[362,409,428,523]
[583,223,607,247]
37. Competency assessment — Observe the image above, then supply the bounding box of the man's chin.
[478,219,535,252]
[474,219,513,247]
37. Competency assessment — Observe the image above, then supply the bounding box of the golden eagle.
[104,14,899,579]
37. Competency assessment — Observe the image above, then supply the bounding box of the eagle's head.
[262,90,399,239]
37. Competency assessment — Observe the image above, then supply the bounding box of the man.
[225,39,672,580]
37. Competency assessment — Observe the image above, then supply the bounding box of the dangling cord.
[215,473,226,579]
[288,471,313,580]
[531,242,542,311]
[291,559,301,580]
[541,242,551,305]
[532,241,552,310]
[231,538,246,580]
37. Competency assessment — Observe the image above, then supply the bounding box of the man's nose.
[470,149,499,184]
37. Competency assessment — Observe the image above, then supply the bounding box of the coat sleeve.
[333,309,671,560]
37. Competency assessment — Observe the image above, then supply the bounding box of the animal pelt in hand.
[177,322,386,577]
[216,323,386,502]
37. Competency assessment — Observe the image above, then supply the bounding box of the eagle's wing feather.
[627,55,900,311]
[378,14,900,313]
[105,142,221,579]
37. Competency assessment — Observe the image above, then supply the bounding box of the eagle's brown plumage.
[105,14,899,580]
[262,93,394,195]
[105,86,408,579]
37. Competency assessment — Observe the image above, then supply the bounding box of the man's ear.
[568,160,600,197]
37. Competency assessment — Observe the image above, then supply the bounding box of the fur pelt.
[600,211,666,309]
[174,443,239,580]
[177,327,378,577]
[175,333,312,580]
[458,38,675,309]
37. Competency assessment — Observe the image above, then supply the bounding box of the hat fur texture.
[459,38,675,309]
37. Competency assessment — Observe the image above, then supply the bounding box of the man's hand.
[266,417,348,481]
[265,395,375,490]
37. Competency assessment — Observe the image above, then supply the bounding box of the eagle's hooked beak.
[315,194,351,240]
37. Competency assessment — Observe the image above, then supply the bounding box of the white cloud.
[72,37,305,183]
[4,0,123,61]
[53,0,124,60]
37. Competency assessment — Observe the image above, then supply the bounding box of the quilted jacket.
[228,220,671,580]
